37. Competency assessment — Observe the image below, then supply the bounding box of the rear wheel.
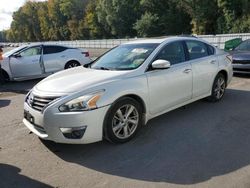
[207,73,226,102]
[104,97,143,143]
[65,61,80,69]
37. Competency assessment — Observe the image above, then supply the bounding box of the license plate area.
[24,110,35,124]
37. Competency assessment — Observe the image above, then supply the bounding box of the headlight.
[59,91,104,112]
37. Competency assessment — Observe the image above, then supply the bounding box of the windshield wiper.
[94,66,111,70]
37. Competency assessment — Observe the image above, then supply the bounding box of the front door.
[146,41,193,115]
[10,46,42,78]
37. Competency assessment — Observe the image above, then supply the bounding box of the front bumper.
[233,64,250,74]
[23,102,110,144]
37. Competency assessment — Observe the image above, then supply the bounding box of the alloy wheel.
[112,104,139,139]
[214,77,226,99]
[68,62,79,68]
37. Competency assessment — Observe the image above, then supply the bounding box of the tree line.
[0,0,250,42]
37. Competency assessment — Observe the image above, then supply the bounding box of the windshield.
[235,40,250,51]
[91,43,159,70]
[3,45,28,57]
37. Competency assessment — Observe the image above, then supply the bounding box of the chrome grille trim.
[27,93,60,112]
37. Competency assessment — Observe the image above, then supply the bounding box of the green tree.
[96,0,141,38]
[134,0,191,37]
[217,0,250,33]
[180,0,219,34]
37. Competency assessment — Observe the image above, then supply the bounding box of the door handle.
[210,60,217,64]
[183,69,192,74]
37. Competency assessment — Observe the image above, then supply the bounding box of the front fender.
[97,74,149,113]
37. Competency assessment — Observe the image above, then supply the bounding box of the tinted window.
[235,40,250,51]
[155,42,185,65]
[20,46,41,57]
[186,41,209,60]
[207,44,215,55]
[43,46,67,54]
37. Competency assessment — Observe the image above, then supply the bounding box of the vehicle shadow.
[41,88,250,184]
[0,99,11,108]
[0,79,42,95]
[0,164,53,188]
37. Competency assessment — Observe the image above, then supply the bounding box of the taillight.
[226,55,233,63]
[82,52,89,57]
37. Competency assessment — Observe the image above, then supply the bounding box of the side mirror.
[151,59,171,69]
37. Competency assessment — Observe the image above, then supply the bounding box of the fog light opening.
[60,126,87,139]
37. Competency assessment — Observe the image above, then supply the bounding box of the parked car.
[0,44,91,81]
[23,37,233,144]
[230,39,250,74]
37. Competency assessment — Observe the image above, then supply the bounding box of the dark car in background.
[230,39,250,74]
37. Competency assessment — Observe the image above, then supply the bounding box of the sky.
[0,0,45,30]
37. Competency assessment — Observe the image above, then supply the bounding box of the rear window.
[43,46,67,54]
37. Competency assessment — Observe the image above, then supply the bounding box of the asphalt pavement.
[0,75,250,188]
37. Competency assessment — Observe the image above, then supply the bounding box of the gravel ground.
[1,75,250,188]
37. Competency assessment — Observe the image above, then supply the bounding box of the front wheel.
[104,97,143,144]
[207,73,226,102]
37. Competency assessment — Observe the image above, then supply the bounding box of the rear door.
[10,46,42,78]
[42,45,67,73]
[185,40,218,98]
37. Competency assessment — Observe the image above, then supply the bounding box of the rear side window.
[155,42,186,65]
[43,46,67,55]
[186,41,209,60]
[207,44,215,55]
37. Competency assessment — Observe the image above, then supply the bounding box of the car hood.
[230,51,250,61]
[34,67,129,95]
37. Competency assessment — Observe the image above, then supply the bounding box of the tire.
[104,97,143,144]
[1,69,9,82]
[207,73,226,102]
[65,61,80,69]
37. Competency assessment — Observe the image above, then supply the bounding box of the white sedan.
[1,44,91,81]
[23,37,233,144]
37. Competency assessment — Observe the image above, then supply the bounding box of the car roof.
[123,36,206,45]
[26,43,71,48]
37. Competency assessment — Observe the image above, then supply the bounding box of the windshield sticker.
[132,48,148,54]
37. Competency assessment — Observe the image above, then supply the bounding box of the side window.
[43,46,67,55]
[20,47,41,57]
[207,44,215,55]
[186,41,209,60]
[155,42,185,65]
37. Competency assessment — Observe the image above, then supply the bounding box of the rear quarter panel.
[216,49,233,85]
[63,49,91,66]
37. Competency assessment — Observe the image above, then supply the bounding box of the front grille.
[27,93,59,112]
[233,60,250,64]
[233,68,250,72]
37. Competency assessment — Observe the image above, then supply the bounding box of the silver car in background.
[1,44,91,81]
[23,37,233,144]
